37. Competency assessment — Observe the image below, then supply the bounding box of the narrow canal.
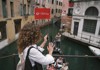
[0,23,100,70]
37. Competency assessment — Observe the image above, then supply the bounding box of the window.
[83,19,97,34]
[85,7,99,16]
[56,9,57,13]
[2,0,7,18]
[10,2,14,17]
[23,4,26,15]
[52,0,54,4]
[61,2,62,6]
[14,19,21,34]
[0,21,7,41]
[67,8,73,16]
[20,4,23,16]
[52,9,54,14]
[59,2,60,5]
[83,6,98,34]
[28,5,30,15]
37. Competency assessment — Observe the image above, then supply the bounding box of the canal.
[0,23,100,70]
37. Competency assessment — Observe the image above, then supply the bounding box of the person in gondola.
[55,57,63,70]
[47,64,56,70]
[17,22,55,70]
[55,32,61,48]
[61,62,69,70]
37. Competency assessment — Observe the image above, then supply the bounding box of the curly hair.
[18,22,42,54]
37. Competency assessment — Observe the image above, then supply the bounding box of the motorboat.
[88,46,100,56]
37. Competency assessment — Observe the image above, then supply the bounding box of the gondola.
[46,44,69,70]
[46,25,69,70]
[88,46,100,57]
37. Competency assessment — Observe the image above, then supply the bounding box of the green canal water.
[0,24,100,70]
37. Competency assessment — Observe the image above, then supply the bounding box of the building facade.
[0,0,63,49]
[71,0,100,45]
[61,0,73,33]
[29,0,63,25]
[0,0,36,49]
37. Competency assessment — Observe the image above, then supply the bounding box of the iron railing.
[0,54,100,70]
[62,32,100,48]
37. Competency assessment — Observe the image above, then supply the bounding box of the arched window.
[83,7,98,34]
[85,7,99,16]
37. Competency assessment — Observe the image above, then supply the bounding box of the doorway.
[73,22,79,35]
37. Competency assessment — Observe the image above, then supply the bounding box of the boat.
[53,47,63,55]
[46,47,69,70]
[88,46,100,56]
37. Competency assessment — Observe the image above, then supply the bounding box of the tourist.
[46,64,56,70]
[55,57,63,69]
[61,62,69,70]
[17,22,54,70]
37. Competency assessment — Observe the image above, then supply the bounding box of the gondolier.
[55,32,61,48]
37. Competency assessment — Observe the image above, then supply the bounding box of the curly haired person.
[17,22,54,70]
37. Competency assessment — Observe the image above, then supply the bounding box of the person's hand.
[44,34,48,42]
[47,42,54,55]
[40,34,48,48]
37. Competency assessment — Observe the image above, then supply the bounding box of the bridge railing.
[0,54,100,70]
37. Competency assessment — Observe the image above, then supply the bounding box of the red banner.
[34,8,50,19]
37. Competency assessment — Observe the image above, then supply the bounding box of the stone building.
[61,0,73,32]
[71,0,100,45]
[0,0,36,49]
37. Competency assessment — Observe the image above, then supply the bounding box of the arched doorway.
[83,7,99,34]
